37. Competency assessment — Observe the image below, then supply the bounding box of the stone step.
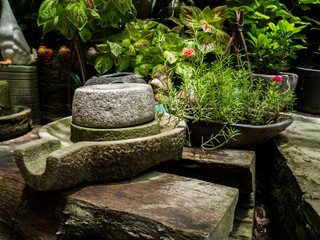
[63,172,239,240]
[0,150,239,240]
[158,146,256,196]
[156,146,256,239]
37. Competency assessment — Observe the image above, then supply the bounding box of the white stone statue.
[0,0,37,65]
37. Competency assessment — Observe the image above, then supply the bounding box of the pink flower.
[273,76,282,82]
[183,48,196,58]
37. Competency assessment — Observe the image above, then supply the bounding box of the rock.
[72,83,155,128]
[85,72,146,86]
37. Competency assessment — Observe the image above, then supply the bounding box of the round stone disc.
[72,83,155,128]
[70,117,160,143]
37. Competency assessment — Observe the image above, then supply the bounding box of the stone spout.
[14,115,186,191]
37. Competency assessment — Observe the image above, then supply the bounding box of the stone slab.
[0,150,239,240]
[72,83,155,128]
[62,172,239,240]
[271,114,320,238]
[158,146,256,195]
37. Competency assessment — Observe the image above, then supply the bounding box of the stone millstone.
[70,117,160,142]
[14,114,186,191]
[64,172,239,240]
[72,83,155,128]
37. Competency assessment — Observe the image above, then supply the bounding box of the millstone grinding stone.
[72,83,155,128]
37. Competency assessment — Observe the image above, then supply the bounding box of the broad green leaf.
[212,5,228,23]
[133,39,151,50]
[79,27,92,42]
[125,44,136,55]
[37,0,57,26]
[180,6,201,28]
[108,41,122,57]
[42,20,56,36]
[94,54,114,75]
[117,56,131,72]
[66,2,88,30]
[200,20,215,33]
[57,14,76,40]
[215,29,231,42]
[134,64,153,77]
[114,0,128,14]
[122,39,131,48]
[85,0,96,9]
[163,51,178,64]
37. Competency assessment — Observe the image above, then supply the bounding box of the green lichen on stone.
[0,80,11,113]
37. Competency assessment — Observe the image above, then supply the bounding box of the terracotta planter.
[252,72,298,92]
[185,114,293,150]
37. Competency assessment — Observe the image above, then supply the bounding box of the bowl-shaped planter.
[0,106,32,140]
[185,114,293,150]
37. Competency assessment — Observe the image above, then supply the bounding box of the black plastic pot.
[294,67,320,115]
[185,114,293,150]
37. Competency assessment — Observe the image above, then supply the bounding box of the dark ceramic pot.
[293,67,320,115]
[252,72,298,92]
[185,114,293,150]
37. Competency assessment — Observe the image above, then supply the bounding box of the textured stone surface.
[14,113,186,191]
[70,117,160,142]
[0,80,11,109]
[72,83,155,128]
[85,72,146,85]
[157,146,256,239]
[266,113,320,239]
[159,147,256,195]
[62,172,239,240]
[0,150,239,240]
[0,106,33,140]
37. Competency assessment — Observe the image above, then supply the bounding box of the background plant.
[89,4,231,77]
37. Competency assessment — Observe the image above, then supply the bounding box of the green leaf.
[133,39,151,50]
[79,27,92,42]
[57,14,76,40]
[215,29,231,42]
[200,20,215,33]
[42,20,56,36]
[66,2,88,30]
[134,64,153,77]
[163,51,178,64]
[84,0,96,9]
[180,6,201,28]
[211,5,228,23]
[125,44,136,55]
[37,0,57,26]
[94,54,114,75]
[108,41,122,57]
[117,55,131,72]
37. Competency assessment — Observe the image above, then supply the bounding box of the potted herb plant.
[150,5,295,150]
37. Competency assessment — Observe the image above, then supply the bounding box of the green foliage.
[248,20,306,74]
[37,0,136,41]
[89,4,231,77]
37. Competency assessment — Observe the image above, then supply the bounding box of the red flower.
[273,76,282,82]
[234,49,239,53]
[183,48,196,58]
